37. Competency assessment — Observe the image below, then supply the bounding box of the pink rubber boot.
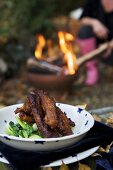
[77,38,99,86]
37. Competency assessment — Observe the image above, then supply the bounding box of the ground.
[1,61,113,125]
[1,61,113,127]
[68,64,113,110]
[0,62,113,109]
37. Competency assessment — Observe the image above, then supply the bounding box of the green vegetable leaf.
[32,123,38,131]
[8,121,20,137]
[16,116,33,137]
[6,117,42,138]
[29,134,42,139]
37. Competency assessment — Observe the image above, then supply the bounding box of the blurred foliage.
[0,0,85,41]
[0,0,85,77]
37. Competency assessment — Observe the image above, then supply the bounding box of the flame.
[65,32,74,41]
[34,32,77,75]
[64,52,76,75]
[35,35,46,59]
[58,31,77,75]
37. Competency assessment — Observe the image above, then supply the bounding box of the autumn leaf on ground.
[91,146,108,157]
[78,163,91,170]
[105,141,113,153]
[91,152,102,157]
[75,104,87,110]
[97,147,106,153]
[79,157,96,170]
[46,168,53,170]
[96,142,113,154]
[59,161,69,170]
[41,167,53,170]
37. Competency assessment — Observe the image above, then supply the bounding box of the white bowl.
[0,103,94,151]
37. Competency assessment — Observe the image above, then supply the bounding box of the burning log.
[27,42,109,76]
[27,58,63,74]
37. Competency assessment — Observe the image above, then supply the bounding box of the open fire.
[34,31,78,75]
[27,31,108,90]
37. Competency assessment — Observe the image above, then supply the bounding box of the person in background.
[77,0,113,86]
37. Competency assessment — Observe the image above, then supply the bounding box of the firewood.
[27,41,110,75]
[27,58,62,74]
[77,42,109,66]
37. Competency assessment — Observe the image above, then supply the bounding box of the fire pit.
[27,70,76,91]
[27,32,78,91]
[27,32,109,91]
[27,55,78,91]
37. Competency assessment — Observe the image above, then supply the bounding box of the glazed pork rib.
[28,94,59,138]
[15,97,32,114]
[56,106,73,136]
[15,97,34,123]
[19,112,35,123]
[15,90,75,138]
[36,90,58,129]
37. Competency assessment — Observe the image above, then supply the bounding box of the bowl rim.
[0,103,94,142]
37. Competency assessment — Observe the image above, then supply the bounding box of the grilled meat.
[19,112,35,123]
[68,118,75,127]
[15,97,32,114]
[56,107,73,136]
[28,94,59,138]
[15,90,75,138]
[37,90,58,129]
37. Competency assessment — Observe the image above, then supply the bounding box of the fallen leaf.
[91,153,102,157]
[98,147,106,153]
[93,114,101,122]
[59,161,69,170]
[106,115,113,124]
[81,157,96,170]
[78,163,91,170]
[105,141,113,153]
[76,104,87,110]
[41,168,53,170]
[46,168,53,170]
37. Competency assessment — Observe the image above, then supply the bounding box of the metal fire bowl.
[27,72,77,91]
